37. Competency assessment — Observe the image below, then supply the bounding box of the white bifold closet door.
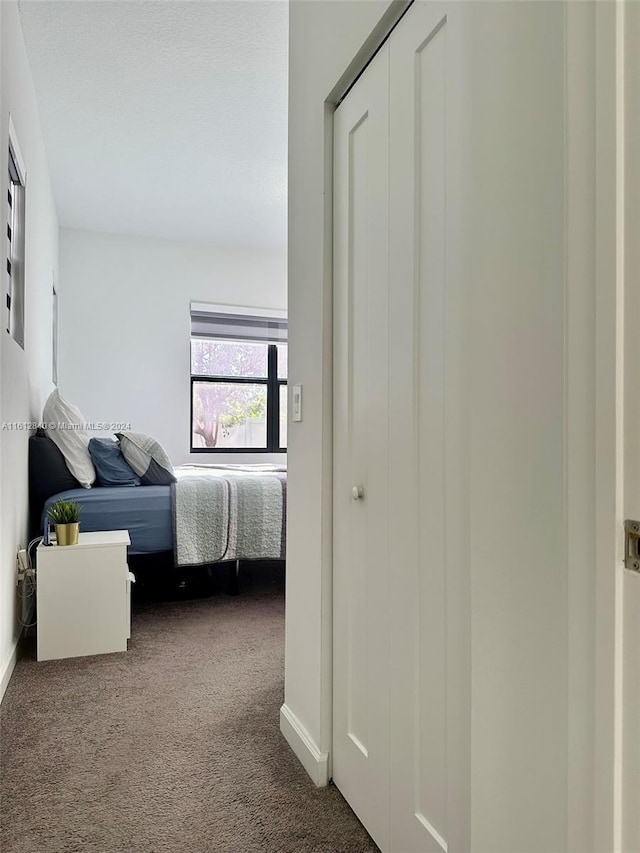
[333,42,391,853]
[333,4,470,852]
[388,3,470,852]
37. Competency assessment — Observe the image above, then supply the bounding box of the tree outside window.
[191,339,287,452]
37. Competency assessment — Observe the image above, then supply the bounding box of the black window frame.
[7,145,25,349]
[190,339,287,453]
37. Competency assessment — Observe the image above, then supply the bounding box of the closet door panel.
[389,4,471,852]
[333,43,391,853]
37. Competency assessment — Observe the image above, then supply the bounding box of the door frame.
[593,0,640,849]
[622,3,640,849]
[592,1,628,849]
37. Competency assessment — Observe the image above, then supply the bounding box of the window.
[190,306,287,452]
[6,141,25,348]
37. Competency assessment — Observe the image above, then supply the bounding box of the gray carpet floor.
[1,576,378,853]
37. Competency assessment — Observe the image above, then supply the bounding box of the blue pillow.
[88,438,140,487]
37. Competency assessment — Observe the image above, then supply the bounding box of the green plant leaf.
[47,499,82,524]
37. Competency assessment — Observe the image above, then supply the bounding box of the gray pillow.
[115,432,176,486]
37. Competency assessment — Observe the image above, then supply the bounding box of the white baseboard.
[0,641,18,705]
[280,703,330,787]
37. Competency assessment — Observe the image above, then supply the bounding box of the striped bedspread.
[171,465,287,567]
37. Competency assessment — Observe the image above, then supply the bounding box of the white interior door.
[333,42,391,853]
[334,5,472,851]
[333,3,623,851]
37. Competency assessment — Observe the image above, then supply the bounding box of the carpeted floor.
[1,572,378,853]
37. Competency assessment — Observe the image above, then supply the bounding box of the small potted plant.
[47,499,81,546]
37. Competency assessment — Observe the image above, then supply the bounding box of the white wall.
[59,228,286,466]
[283,0,398,779]
[0,2,59,697]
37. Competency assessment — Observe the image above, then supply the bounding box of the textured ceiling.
[18,1,288,249]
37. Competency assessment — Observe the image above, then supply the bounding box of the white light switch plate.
[292,384,302,422]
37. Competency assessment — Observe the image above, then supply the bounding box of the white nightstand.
[36,530,134,662]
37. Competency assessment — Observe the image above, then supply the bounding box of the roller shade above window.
[190,305,287,344]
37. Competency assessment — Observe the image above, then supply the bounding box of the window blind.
[190,308,287,344]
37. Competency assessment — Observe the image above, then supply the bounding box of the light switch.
[292,384,302,422]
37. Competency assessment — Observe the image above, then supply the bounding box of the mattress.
[42,486,172,555]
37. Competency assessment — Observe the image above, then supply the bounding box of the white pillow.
[42,390,95,488]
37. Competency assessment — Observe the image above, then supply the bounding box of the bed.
[39,463,287,565]
[42,485,172,555]
[29,431,286,568]
[28,407,286,603]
